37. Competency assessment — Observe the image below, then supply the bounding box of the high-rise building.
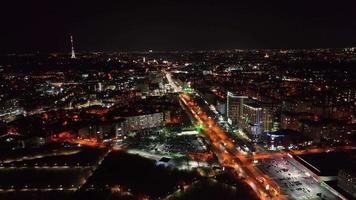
[239,101,278,139]
[262,107,274,132]
[226,92,247,126]
[241,102,263,136]
[70,35,76,59]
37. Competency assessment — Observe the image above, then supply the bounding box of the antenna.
[70,35,76,59]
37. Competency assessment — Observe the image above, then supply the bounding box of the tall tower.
[70,35,76,59]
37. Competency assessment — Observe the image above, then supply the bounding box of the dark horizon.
[3,46,356,56]
[1,0,356,53]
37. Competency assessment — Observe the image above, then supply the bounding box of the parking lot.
[259,157,340,200]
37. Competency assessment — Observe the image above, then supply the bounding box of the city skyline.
[0,1,355,200]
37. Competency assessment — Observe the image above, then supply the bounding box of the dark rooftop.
[297,151,356,176]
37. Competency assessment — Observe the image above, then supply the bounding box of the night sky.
[1,0,356,53]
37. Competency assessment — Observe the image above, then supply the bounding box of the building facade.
[126,112,164,131]
[240,103,263,136]
[226,92,247,126]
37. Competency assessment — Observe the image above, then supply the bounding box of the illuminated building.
[240,102,263,137]
[262,107,274,132]
[126,112,163,131]
[95,82,103,92]
[226,92,247,126]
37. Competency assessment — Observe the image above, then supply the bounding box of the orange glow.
[50,132,106,148]
[111,185,123,193]
[187,151,214,161]
[165,117,181,124]
[179,93,288,200]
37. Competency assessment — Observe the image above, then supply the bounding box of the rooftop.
[297,151,356,176]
